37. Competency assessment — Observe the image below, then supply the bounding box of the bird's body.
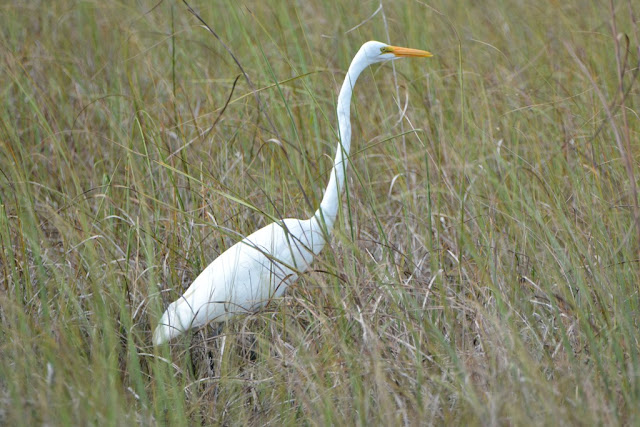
[153,41,432,345]
[153,217,324,344]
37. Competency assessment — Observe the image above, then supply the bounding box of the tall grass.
[1,0,639,424]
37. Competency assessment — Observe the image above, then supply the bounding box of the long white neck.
[312,51,369,233]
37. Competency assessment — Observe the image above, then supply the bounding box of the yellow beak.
[388,46,433,58]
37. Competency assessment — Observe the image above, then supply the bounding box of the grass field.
[1,0,639,424]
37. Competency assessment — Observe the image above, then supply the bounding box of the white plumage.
[153,218,324,344]
[153,41,432,345]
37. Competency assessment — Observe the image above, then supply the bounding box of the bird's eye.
[380,46,392,54]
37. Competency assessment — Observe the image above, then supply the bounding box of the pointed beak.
[388,46,433,58]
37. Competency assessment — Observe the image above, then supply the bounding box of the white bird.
[153,41,432,345]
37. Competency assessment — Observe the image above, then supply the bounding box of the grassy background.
[1,0,639,424]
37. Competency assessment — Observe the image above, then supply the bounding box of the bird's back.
[153,217,325,345]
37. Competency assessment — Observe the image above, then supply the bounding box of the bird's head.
[360,40,433,64]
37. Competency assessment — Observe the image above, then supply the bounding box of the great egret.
[153,41,432,345]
